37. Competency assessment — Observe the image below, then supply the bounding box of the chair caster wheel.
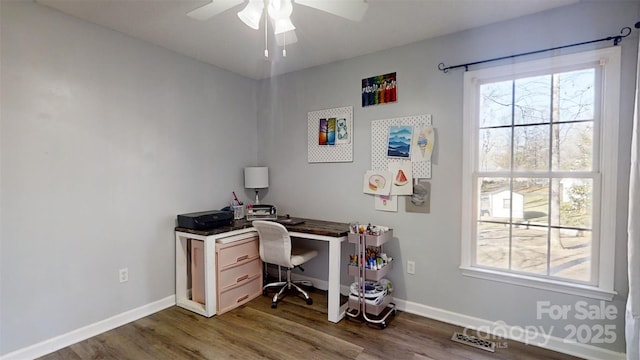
[271,302,277,309]
[306,298,313,305]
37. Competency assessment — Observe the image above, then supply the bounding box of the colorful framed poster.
[362,72,397,107]
[308,106,353,163]
[318,118,337,145]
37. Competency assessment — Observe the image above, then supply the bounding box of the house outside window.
[460,47,621,300]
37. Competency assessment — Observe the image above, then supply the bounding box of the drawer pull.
[236,274,249,283]
[236,254,249,262]
[237,294,249,303]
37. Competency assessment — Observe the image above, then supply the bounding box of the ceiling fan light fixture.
[237,0,264,30]
[267,0,293,20]
[273,17,295,35]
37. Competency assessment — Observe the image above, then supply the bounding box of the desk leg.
[327,238,344,323]
[176,234,188,306]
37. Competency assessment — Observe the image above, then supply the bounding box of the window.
[461,48,621,300]
[502,199,511,210]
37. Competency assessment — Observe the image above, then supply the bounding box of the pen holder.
[232,205,245,220]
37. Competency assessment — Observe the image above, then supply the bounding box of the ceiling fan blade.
[294,0,368,22]
[275,29,298,46]
[187,0,245,20]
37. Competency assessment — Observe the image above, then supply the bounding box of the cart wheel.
[271,302,277,309]
[306,298,313,305]
[380,322,387,329]
[392,308,397,316]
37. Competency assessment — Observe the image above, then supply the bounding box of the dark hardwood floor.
[39,289,581,360]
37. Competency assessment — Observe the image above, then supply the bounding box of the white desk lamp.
[244,166,269,205]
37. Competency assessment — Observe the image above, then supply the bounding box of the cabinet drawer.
[218,276,262,314]
[218,258,262,290]
[217,238,259,269]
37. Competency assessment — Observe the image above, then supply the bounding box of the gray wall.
[0,1,258,355]
[257,1,639,353]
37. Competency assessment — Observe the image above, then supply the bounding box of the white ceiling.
[36,0,579,80]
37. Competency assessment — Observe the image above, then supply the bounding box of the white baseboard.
[1,295,175,360]
[4,281,626,360]
[294,273,625,360]
[393,298,626,360]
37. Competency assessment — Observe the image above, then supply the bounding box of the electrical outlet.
[407,260,415,275]
[119,268,129,283]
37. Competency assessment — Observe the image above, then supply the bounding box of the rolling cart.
[346,228,396,329]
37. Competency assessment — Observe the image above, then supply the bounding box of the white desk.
[288,230,347,323]
[175,217,349,323]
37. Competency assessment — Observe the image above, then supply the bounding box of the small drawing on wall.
[406,180,431,214]
[318,118,336,145]
[388,161,413,196]
[336,118,350,144]
[411,124,435,162]
[362,72,397,107]
[375,194,398,212]
[387,125,413,159]
[363,170,393,195]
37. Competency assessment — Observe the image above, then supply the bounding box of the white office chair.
[252,220,318,308]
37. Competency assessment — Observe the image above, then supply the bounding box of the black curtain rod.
[438,26,634,73]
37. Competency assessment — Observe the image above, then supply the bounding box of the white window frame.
[460,47,621,301]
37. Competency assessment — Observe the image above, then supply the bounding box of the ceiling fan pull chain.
[283,32,287,57]
[264,5,269,58]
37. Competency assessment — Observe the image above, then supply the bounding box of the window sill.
[460,266,616,301]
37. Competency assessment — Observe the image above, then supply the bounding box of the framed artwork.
[362,72,397,107]
[406,180,431,214]
[375,194,398,212]
[363,170,393,195]
[387,125,413,158]
[388,161,413,196]
[308,106,353,163]
[411,124,435,161]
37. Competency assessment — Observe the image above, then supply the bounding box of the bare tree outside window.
[475,68,596,282]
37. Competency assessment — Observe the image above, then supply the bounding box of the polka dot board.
[371,114,432,179]
[308,106,353,163]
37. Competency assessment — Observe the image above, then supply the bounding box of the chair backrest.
[252,220,294,268]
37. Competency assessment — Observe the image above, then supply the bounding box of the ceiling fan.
[187,0,369,57]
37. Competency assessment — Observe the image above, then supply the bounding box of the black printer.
[177,210,233,230]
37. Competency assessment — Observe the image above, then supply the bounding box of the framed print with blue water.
[387,125,413,159]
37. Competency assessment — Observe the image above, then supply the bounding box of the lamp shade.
[244,167,269,189]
